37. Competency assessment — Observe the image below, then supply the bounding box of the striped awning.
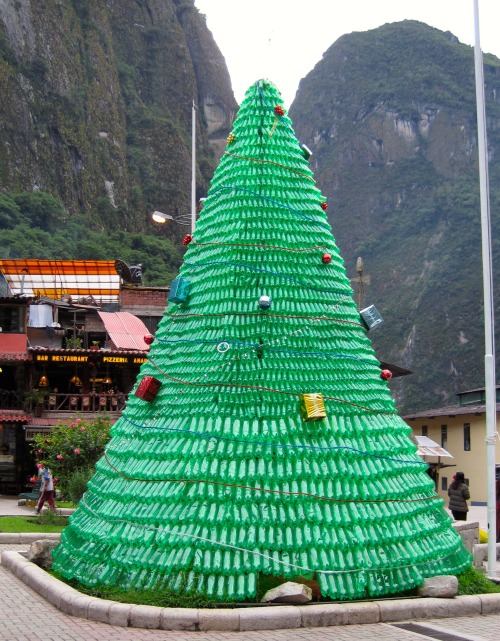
[415,436,453,458]
[0,259,121,304]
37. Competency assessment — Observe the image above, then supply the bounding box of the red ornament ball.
[144,334,154,345]
[321,201,328,210]
[381,369,393,380]
[322,253,332,264]
[274,105,285,117]
[183,234,193,245]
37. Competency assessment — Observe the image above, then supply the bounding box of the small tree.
[30,415,111,501]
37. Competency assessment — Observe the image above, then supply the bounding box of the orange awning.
[0,259,121,304]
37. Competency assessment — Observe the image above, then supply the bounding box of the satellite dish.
[129,264,143,284]
[115,259,132,283]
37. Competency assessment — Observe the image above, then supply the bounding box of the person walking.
[35,464,56,514]
[448,471,470,521]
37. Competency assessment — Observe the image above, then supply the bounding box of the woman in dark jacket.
[448,471,470,521]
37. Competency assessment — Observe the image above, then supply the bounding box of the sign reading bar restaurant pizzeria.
[35,354,147,365]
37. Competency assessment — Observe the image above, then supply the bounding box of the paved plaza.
[1,497,500,639]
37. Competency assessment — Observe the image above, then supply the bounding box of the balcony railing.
[28,392,128,414]
[0,389,22,409]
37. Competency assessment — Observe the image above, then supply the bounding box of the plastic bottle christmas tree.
[52,79,471,601]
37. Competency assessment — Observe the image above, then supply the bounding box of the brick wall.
[120,287,169,309]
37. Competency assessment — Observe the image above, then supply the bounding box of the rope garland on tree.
[79,497,458,578]
[190,239,329,252]
[224,151,316,182]
[103,450,435,502]
[183,260,350,295]
[147,356,397,415]
[208,185,331,229]
[120,415,428,467]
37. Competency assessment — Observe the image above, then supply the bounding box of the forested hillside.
[290,21,500,412]
[0,0,236,282]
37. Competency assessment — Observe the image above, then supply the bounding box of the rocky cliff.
[0,0,237,232]
[290,21,500,412]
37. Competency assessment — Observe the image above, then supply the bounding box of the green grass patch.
[0,514,67,533]
[40,566,500,609]
[55,501,78,509]
[51,571,221,608]
[458,567,500,595]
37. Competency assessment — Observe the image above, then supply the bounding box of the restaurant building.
[0,259,168,494]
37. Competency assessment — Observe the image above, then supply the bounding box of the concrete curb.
[15,502,75,516]
[2,550,500,631]
[0,532,61,544]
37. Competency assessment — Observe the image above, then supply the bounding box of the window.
[0,305,24,332]
[441,476,448,491]
[421,425,428,436]
[463,423,471,451]
[441,424,447,449]
[458,390,483,406]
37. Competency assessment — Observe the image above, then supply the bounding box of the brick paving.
[1,542,500,640]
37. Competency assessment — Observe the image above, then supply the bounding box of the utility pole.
[473,0,497,576]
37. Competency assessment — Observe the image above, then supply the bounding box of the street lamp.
[151,210,192,229]
[152,211,174,224]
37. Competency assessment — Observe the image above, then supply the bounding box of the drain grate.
[392,622,476,640]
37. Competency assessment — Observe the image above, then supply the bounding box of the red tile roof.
[404,402,500,420]
[0,410,31,423]
[0,352,31,361]
[0,334,29,361]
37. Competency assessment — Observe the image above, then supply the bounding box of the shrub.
[30,416,111,497]
[64,466,94,503]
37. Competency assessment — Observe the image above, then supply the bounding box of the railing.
[29,392,128,414]
[0,389,22,409]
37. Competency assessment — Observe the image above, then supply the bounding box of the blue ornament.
[168,276,190,304]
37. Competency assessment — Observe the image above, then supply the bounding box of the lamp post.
[191,100,197,235]
[151,101,198,234]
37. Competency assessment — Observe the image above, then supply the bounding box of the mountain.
[2,11,500,414]
[289,20,500,413]
[0,0,237,234]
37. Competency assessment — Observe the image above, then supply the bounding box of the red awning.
[0,410,31,423]
[0,334,29,360]
[98,312,150,351]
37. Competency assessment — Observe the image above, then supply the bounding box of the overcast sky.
[194,0,500,107]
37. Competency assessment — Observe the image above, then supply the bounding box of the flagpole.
[473,0,497,577]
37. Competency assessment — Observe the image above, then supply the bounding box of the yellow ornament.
[227,133,236,145]
[299,393,326,422]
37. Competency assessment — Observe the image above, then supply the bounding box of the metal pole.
[191,100,196,234]
[473,0,497,576]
